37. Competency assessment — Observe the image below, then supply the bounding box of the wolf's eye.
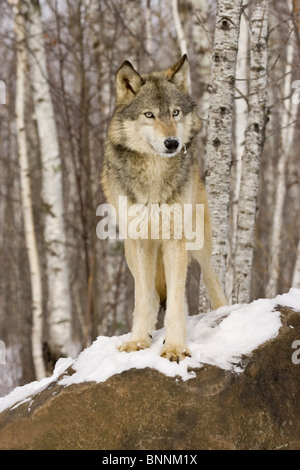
[144,111,154,118]
[173,109,180,117]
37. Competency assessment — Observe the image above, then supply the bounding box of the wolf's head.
[109,55,201,158]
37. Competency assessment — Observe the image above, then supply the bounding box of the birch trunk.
[234,0,268,303]
[191,0,211,177]
[292,239,300,289]
[226,6,249,303]
[266,0,298,297]
[199,0,243,311]
[26,0,72,358]
[145,0,154,69]
[173,0,192,94]
[191,0,211,121]
[172,0,188,56]
[14,0,45,380]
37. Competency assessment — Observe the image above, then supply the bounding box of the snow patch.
[1,288,300,413]
[0,358,73,413]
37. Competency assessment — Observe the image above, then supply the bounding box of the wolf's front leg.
[161,239,190,362]
[119,239,160,353]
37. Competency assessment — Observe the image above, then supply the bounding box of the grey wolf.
[101,55,227,362]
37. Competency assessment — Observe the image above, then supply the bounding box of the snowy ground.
[1,288,299,413]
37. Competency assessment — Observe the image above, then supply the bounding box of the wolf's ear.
[115,61,144,105]
[165,54,190,93]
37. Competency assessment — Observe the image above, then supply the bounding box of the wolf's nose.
[164,137,179,152]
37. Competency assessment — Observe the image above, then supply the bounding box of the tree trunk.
[145,0,154,69]
[199,0,243,311]
[172,0,188,56]
[14,0,45,380]
[292,239,300,289]
[191,0,211,176]
[266,0,298,297]
[191,0,211,121]
[234,0,268,303]
[26,0,72,359]
[226,4,249,303]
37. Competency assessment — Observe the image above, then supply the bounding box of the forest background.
[0,0,299,394]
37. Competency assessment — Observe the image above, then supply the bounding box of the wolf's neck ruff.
[107,139,194,205]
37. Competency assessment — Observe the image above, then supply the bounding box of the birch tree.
[226,4,249,302]
[26,0,72,358]
[172,0,188,56]
[234,0,268,303]
[266,0,298,297]
[191,0,211,121]
[145,0,154,68]
[292,240,300,289]
[191,0,212,179]
[199,0,243,311]
[14,0,45,380]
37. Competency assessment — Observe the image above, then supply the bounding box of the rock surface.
[0,306,299,450]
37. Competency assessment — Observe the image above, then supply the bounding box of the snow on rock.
[1,288,299,413]
[0,357,73,413]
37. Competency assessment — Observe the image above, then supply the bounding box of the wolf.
[101,55,227,362]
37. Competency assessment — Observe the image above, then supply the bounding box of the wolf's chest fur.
[133,154,170,204]
[112,145,194,206]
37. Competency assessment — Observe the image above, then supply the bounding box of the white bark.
[14,0,46,380]
[234,0,268,303]
[266,1,298,297]
[191,0,211,120]
[292,239,300,289]
[145,0,154,68]
[172,0,191,91]
[199,0,243,311]
[172,0,188,56]
[226,7,249,303]
[26,0,72,357]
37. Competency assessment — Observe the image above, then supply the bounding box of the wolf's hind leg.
[196,250,227,310]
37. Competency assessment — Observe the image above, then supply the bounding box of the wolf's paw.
[160,344,191,363]
[119,338,151,353]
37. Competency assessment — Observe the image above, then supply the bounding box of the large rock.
[0,306,299,450]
